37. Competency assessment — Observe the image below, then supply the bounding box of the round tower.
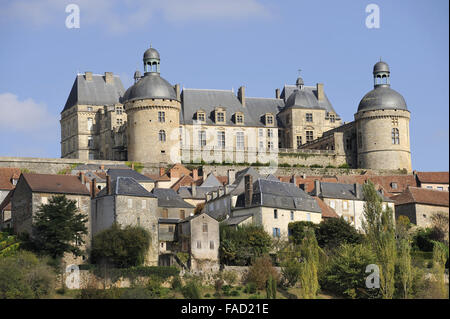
[355,60,411,172]
[122,46,181,164]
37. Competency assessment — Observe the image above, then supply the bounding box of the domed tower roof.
[357,60,407,112]
[285,89,320,109]
[122,46,177,102]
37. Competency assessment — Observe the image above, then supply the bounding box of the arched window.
[159,130,166,142]
[392,128,399,144]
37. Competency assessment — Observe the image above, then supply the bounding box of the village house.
[176,172,224,207]
[391,186,449,227]
[106,168,155,192]
[414,171,449,191]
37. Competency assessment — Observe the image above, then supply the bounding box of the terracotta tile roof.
[416,171,449,184]
[392,186,449,207]
[169,163,192,179]
[0,168,21,190]
[171,175,196,191]
[145,173,171,181]
[21,173,90,195]
[314,196,339,218]
[216,176,228,186]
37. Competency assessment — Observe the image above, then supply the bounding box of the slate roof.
[391,187,449,207]
[177,186,219,200]
[96,177,156,198]
[151,188,195,208]
[180,89,282,127]
[235,178,321,213]
[416,172,449,184]
[21,173,90,195]
[200,173,223,187]
[316,182,393,202]
[223,214,252,226]
[107,169,154,182]
[229,167,262,196]
[280,85,338,114]
[63,74,125,112]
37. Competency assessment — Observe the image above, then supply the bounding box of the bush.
[223,270,238,285]
[204,293,211,298]
[91,223,151,268]
[315,217,363,250]
[288,221,318,245]
[246,256,279,290]
[182,279,202,299]
[171,276,183,291]
[243,282,257,294]
[412,228,435,252]
[281,258,301,287]
[230,290,240,296]
[0,250,55,299]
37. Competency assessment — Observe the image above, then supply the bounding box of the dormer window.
[235,112,244,124]
[215,108,226,124]
[197,111,206,122]
[265,113,274,126]
[330,114,335,123]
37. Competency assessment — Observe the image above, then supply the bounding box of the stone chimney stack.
[244,174,253,207]
[314,180,321,196]
[192,169,199,181]
[174,84,181,101]
[85,72,93,81]
[106,175,112,195]
[104,72,114,84]
[191,182,197,198]
[238,86,246,107]
[159,167,165,177]
[316,83,324,101]
[290,174,296,184]
[227,169,236,185]
[275,88,280,99]
[355,183,361,199]
[78,172,85,184]
[90,178,97,199]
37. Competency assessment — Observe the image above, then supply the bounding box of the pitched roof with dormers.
[416,172,449,185]
[391,187,449,207]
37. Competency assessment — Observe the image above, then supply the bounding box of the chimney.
[78,172,85,184]
[191,182,197,198]
[106,175,112,195]
[174,84,181,101]
[100,165,105,170]
[227,169,236,185]
[238,86,245,107]
[104,72,114,84]
[314,180,321,196]
[159,167,165,177]
[85,72,93,81]
[244,174,253,207]
[316,83,324,101]
[192,168,199,181]
[355,183,361,199]
[275,88,280,99]
[290,174,296,184]
[90,178,97,199]
[131,162,135,170]
[205,192,211,202]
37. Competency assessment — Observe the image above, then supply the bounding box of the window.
[168,226,174,233]
[236,132,244,150]
[236,113,244,124]
[259,128,263,137]
[162,209,168,219]
[179,127,183,147]
[392,128,400,144]
[426,186,433,189]
[88,152,95,160]
[343,201,348,211]
[158,111,165,123]
[87,106,93,112]
[217,131,225,148]
[267,129,273,138]
[210,241,215,250]
[392,117,398,126]
[259,141,264,150]
[128,199,132,208]
[196,241,202,249]
[296,136,302,149]
[159,130,166,142]
[198,131,206,147]
[290,211,294,221]
[216,112,225,123]
[306,213,311,222]
[268,141,274,150]
[306,113,313,122]
[202,223,208,233]
[88,136,93,147]
[266,114,274,125]
[197,112,205,122]
[116,118,123,125]
[391,182,398,189]
[180,210,185,219]
[306,131,314,143]
[437,187,444,191]
[330,114,335,123]
[272,228,281,238]
[87,118,93,131]
[274,209,278,219]
[142,200,146,209]
[116,107,122,115]
[41,197,48,204]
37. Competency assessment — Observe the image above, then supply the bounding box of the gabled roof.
[151,188,195,209]
[223,214,252,226]
[20,173,90,196]
[313,196,338,218]
[96,177,156,198]
[63,73,125,112]
[229,167,262,196]
[200,173,223,187]
[316,181,393,202]
[107,169,154,182]
[235,178,321,213]
[0,168,21,190]
[392,187,449,207]
[416,172,449,184]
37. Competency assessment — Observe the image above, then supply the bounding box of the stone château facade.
[60,46,412,172]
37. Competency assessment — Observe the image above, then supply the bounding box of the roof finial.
[297,68,302,76]
[150,43,152,48]
[379,56,382,62]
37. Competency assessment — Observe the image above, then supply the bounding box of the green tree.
[362,181,397,299]
[288,221,318,245]
[33,195,88,260]
[395,215,412,241]
[298,228,320,299]
[315,217,363,250]
[91,223,151,268]
[432,241,449,299]
[397,238,413,298]
[246,255,279,290]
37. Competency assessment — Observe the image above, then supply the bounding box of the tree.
[90,223,151,268]
[288,221,318,245]
[33,195,88,260]
[362,181,396,299]
[246,255,279,290]
[397,238,413,299]
[395,215,411,241]
[432,241,449,299]
[430,212,449,245]
[315,217,363,250]
[298,228,320,299]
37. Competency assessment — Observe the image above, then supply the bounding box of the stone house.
[91,176,159,265]
[414,171,449,192]
[106,168,155,192]
[11,173,92,263]
[176,172,224,207]
[229,175,323,239]
[178,213,220,272]
[391,186,449,227]
[311,180,395,231]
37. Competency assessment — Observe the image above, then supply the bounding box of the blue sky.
[0,0,448,171]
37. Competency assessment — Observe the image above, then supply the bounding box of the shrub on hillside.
[245,256,279,290]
